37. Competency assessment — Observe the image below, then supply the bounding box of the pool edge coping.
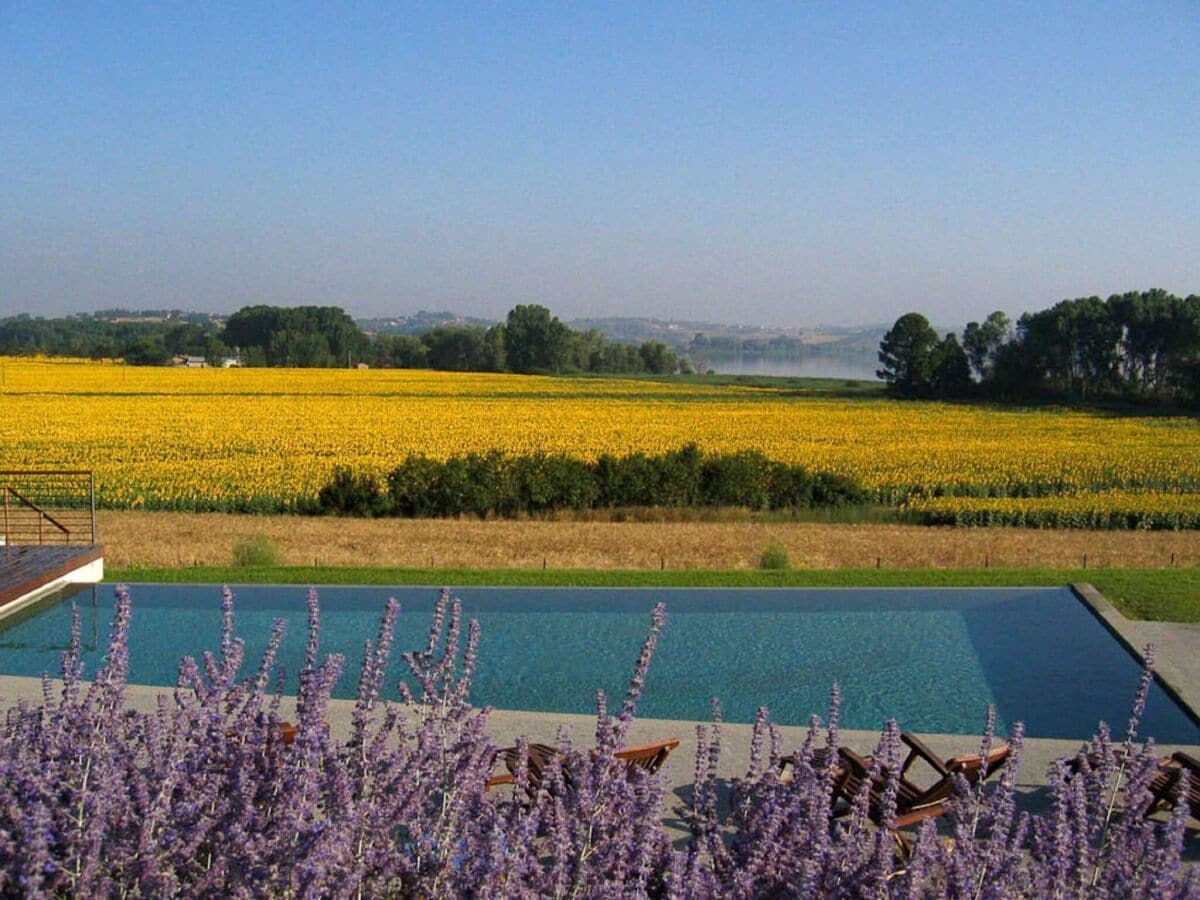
[1070,582,1200,732]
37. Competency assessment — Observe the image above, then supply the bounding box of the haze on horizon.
[2,3,1197,328]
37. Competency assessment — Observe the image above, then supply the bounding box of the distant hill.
[568,316,888,358]
[92,308,222,326]
[60,305,895,366]
[358,311,497,335]
[76,307,890,352]
[567,317,715,350]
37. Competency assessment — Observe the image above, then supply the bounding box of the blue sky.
[2,2,1197,325]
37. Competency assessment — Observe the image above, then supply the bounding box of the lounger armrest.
[1171,751,1200,773]
[486,773,515,789]
[614,738,681,759]
[838,746,874,775]
[900,733,949,777]
[779,747,835,771]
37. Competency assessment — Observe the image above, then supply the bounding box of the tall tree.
[223,305,286,354]
[224,305,364,367]
[372,334,427,368]
[878,313,939,396]
[962,311,1010,379]
[1068,296,1122,398]
[638,340,678,374]
[930,333,972,396]
[480,324,507,372]
[122,333,171,366]
[421,326,487,371]
[503,304,571,373]
[1109,289,1183,392]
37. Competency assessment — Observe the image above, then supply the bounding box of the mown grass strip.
[106,565,1200,623]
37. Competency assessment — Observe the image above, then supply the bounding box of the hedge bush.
[317,445,868,517]
[230,533,283,567]
[904,491,1200,530]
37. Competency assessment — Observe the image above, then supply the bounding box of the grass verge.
[106,565,1200,623]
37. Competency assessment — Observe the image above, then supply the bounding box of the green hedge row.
[878,480,1200,505]
[911,508,1200,530]
[317,444,867,518]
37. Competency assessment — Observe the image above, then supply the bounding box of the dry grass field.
[98,511,1200,570]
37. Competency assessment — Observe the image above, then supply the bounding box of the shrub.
[508,452,599,514]
[320,446,870,519]
[811,471,869,508]
[594,451,658,507]
[655,443,703,506]
[230,532,281,566]
[699,449,771,508]
[765,461,816,509]
[0,589,1194,896]
[385,453,444,517]
[432,454,478,516]
[316,465,385,516]
[460,451,506,516]
[760,539,790,569]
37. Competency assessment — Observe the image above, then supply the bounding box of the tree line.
[0,303,691,375]
[367,304,689,374]
[878,288,1200,406]
[0,314,231,365]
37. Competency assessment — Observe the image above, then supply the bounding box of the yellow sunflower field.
[2,357,1199,519]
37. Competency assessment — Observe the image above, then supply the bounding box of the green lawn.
[107,565,1200,623]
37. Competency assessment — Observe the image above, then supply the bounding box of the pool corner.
[1071,581,1200,732]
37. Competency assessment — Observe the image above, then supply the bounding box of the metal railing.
[0,471,96,547]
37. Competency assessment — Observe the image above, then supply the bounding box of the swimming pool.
[0,584,1195,742]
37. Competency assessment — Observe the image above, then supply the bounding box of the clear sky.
[2,2,1197,326]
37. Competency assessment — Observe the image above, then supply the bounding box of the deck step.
[0,545,106,610]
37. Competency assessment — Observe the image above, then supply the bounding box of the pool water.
[0,584,1195,742]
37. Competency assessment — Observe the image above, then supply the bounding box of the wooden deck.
[0,544,105,611]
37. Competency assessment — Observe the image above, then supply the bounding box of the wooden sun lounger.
[224,720,298,747]
[779,734,1009,824]
[1066,747,1199,823]
[835,734,1011,830]
[487,737,681,792]
[776,746,838,785]
[1149,751,1200,821]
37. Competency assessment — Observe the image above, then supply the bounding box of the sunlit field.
[3,357,1200,515]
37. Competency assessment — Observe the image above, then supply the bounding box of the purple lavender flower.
[0,588,1194,897]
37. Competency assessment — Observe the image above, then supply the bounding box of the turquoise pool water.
[0,584,1195,742]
